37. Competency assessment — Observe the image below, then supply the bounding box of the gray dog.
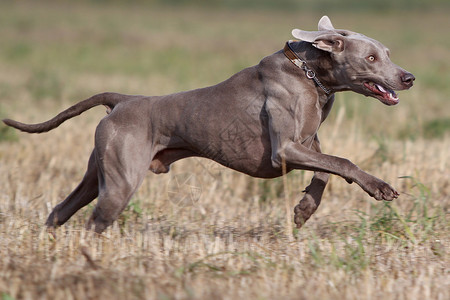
[3,16,414,233]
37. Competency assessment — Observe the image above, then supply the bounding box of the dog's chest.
[291,97,323,146]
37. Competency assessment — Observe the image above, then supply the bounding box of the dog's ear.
[291,29,322,43]
[292,15,345,53]
[291,29,345,53]
[291,15,335,41]
[318,16,334,31]
[312,34,345,53]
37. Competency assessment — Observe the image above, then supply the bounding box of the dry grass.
[0,2,449,299]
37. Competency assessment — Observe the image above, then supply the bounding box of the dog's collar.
[283,40,331,95]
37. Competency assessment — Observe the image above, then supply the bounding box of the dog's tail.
[2,92,134,133]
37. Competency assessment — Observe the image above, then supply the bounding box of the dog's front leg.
[277,142,399,202]
[294,171,329,228]
[293,135,329,227]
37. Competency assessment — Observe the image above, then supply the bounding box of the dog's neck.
[284,41,331,95]
[286,41,339,95]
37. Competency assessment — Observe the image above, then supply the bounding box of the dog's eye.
[367,55,376,62]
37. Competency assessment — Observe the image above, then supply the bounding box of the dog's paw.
[294,196,317,228]
[294,209,308,228]
[361,176,399,201]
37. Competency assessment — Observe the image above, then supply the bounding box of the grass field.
[0,1,449,299]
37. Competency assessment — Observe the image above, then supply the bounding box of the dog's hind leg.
[86,119,151,234]
[45,149,99,227]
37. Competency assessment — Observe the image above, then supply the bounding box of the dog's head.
[292,16,414,105]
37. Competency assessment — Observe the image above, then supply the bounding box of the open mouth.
[364,82,399,105]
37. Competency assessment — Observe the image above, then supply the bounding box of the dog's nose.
[401,72,415,88]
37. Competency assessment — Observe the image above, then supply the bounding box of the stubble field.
[0,1,448,299]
